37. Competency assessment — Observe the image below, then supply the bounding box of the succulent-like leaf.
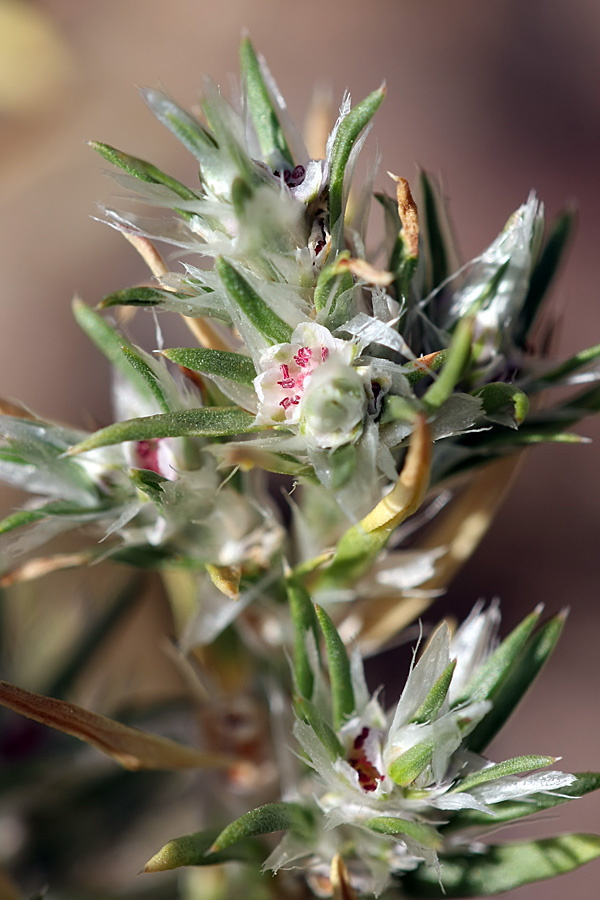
[163,347,257,384]
[423,317,472,411]
[239,37,293,168]
[296,696,343,760]
[216,257,293,344]
[121,347,172,413]
[466,611,565,753]
[287,579,320,699]
[451,755,557,794]
[401,834,600,897]
[209,802,313,853]
[143,828,258,872]
[90,141,198,201]
[389,738,434,787]
[67,407,260,456]
[329,86,386,253]
[453,606,542,708]
[410,660,456,725]
[473,382,529,428]
[365,817,441,850]
[315,605,355,729]
[420,172,450,290]
[443,772,600,832]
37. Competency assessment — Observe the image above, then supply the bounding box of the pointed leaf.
[410,660,456,725]
[329,86,386,252]
[210,802,313,853]
[163,347,256,384]
[444,772,600,832]
[296,697,343,760]
[527,343,600,391]
[466,611,565,752]
[315,605,355,729]
[0,681,233,771]
[474,382,529,427]
[515,209,574,346]
[365,817,441,850]
[216,257,293,344]
[141,88,219,162]
[453,606,542,708]
[67,407,260,455]
[287,579,320,699]
[420,171,449,289]
[99,286,196,310]
[401,834,600,897]
[423,317,472,411]
[451,755,556,794]
[121,347,171,413]
[389,738,434,787]
[240,37,293,167]
[144,828,258,872]
[90,141,198,202]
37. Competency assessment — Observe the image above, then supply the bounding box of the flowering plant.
[0,37,599,899]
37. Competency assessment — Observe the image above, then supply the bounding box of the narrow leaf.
[210,802,312,853]
[451,755,556,794]
[453,606,542,708]
[121,347,171,413]
[444,772,600,832]
[163,347,256,384]
[423,317,472,411]
[366,817,441,850]
[401,834,600,897]
[67,407,260,455]
[410,660,456,725]
[389,739,434,787]
[329,86,386,252]
[296,697,343,760]
[99,286,195,310]
[216,257,293,344]
[239,38,293,167]
[141,89,218,160]
[516,209,574,346]
[287,579,320,699]
[90,141,198,201]
[0,681,233,771]
[474,382,529,427]
[466,611,565,753]
[315,605,355,729]
[420,171,449,289]
[144,828,258,872]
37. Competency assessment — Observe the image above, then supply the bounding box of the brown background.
[0,1,599,897]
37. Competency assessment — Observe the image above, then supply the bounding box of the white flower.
[253,323,364,450]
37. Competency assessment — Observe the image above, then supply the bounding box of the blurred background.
[0,0,599,897]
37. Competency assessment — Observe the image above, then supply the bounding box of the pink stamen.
[280,364,290,379]
[294,347,312,368]
[321,346,329,362]
[278,378,296,389]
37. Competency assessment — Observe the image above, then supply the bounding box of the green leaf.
[453,607,542,709]
[423,317,472,411]
[210,802,313,853]
[515,209,574,346]
[443,772,600,832]
[239,38,293,167]
[296,696,343,761]
[314,252,353,314]
[366,817,441,850]
[287,579,320,700]
[410,660,456,725]
[403,351,449,387]
[67,407,260,455]
[329,86,386,253]
[450,755,556,794]
[121,347,171,413]
[401,834,600,897]
[0,507,46,534]
[420,172,449,290]
[527,343,600,391]
[315,605,355,730]
[389,739,434,787]
[130,468,168,502]
[163,347,257,384]
[99,286,194,310]
[141,89,220,168]
[216,257,293,344]
[72,299,155,404]
[143,827,258,872]
[90,141,198,202]
[466,611,565,753]
[473,382,529,427]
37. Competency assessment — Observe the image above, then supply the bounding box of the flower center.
[276,346,329,411]
[134,440,163,474]
[348,727,383,792]
[273,165,306,187]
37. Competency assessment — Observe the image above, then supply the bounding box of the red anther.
[321,346,329,362]
[280,364,290,379]
[314,239,325,255]
[294,347,312,367]
[290,394,300,404]
[353,727,369,750]
[280,397,292,409]
[278,378,296,389]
